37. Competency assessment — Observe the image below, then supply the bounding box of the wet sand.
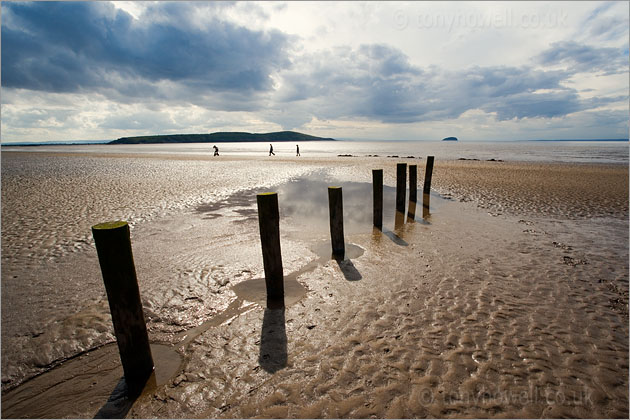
[1,151,628,418]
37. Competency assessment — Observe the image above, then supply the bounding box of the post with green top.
[256,193,284,306]
[372,169,383,229]
[409,164,418,203]
[423,156,435,194]
[396,163,407,213]
[91,221,154,395]
[328,187,345,257]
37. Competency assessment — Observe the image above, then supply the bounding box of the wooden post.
[328,187,345,257]
[396,163,407,214]
[256,193,284,305]
[92,221,154,395]
[423,156,435,194]
[372,169,383,229]
[395,210,405,231]
[409,164,417,203]
[407,199,416,221]
[423,192,431,219]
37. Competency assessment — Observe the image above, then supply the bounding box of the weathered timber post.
[409,164,418,203]
[328,186,345,257]
[372,169,383,229]
[92,221,154,395]
[423,156,435,194]
[396,163,407,214]
[423,192,431,219]
[256,193,284,305]
[394,209,405,231]
[407,199,417,221]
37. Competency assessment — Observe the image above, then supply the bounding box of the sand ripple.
[1,152,627,418]
[130,202,628,419]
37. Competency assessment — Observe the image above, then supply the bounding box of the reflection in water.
[278,176,398,235]
[278,175,442,236]
[259,308,287,373]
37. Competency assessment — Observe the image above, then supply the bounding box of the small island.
[442,136,458,141]
[109,131,334,144]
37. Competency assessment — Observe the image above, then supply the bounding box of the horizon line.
[1,138,628,146]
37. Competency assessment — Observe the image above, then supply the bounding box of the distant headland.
[109,131,335,145]
[442,136,458,141]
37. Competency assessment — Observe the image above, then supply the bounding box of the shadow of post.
[94,373,156,419]
[259,307,288,373]
[334,255,363,281]
[382,229,409,246]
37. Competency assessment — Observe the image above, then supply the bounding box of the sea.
[2,140,628,164]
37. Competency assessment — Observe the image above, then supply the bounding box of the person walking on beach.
[269,144,275,156]
[213,145,219,156]
[296,144,300,156]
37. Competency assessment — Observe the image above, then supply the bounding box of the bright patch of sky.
[1,1,628,142]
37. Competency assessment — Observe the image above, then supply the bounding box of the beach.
[1,150,628,418]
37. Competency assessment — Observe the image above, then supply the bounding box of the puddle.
[194,173,446,233]
[310,240,366,260]
[274,175,445,235]
[232,277,308,307]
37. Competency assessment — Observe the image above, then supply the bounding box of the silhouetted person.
[296,144,300,156]
[213,145,219,156]
[269,144,275,156]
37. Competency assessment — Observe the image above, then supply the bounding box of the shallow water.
[276,173,445,236]
[2,140,628,163]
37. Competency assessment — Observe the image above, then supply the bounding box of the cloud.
[1,2,292,99]
[537,41,628,75]
[269,43,596,128]
[1,2,627,141]
[579,1,629,42]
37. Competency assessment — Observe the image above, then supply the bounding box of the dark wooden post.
[396,163,407,213]
[92,221,154,395]
[409,164,417,203]
[407,200,416,221]
[423,192,431,219]
[328,187,345,257]
[372,169,383,229]
[395,209,405,231]
[423,156,434,194]
[257,193,284,305]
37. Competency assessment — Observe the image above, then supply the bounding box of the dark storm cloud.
[1,1,291,96]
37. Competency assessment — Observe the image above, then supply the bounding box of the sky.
[1,1,628,143]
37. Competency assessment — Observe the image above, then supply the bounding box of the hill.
[109,131,335,144]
